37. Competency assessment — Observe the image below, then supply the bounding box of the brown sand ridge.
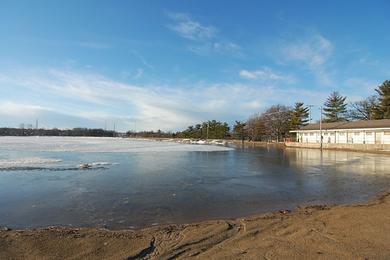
[1,193,390,259]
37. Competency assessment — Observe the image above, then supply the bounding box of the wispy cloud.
[280,33,333,85]
[167,12,242,57]
[0,68,328,131]
[131,50,154,70]
[282,34,332,67]
[167,12,217,41]
[344,78,381,100]
[239,67,295,83]
[188,41,243,57]
[134,68,144,79]
[0,102,47,116]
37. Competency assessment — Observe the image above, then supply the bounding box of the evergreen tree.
[323,91,348,122]
[179,120,230,139]
[290,102,309,129]
[374,80,390,119]
[233,121,246,141]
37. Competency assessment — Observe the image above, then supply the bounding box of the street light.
[308,105,314,124]
[319,106,323,150]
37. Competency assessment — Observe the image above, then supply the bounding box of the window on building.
[310,133,314,136]
[384,131,390,135]
[366,132,372,135]
[339,132,345,136]
[354,132,360,136]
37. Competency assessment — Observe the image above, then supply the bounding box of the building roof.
[296,119,390,131]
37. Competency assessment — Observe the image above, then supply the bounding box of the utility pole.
[319,106,323,150]
[206,122,209,140]
[308,105,314,124]
[35,119,39,129]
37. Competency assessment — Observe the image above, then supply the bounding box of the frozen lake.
[1,136,390,229]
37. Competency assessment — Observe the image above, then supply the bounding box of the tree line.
[126,120,231,139]
[313,80,390,122]
[350,80,390,120]
[0,127,117,137]
[167,80,390,141]
[243,79,390,141]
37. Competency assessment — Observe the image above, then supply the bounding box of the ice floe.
[0,136,234,153]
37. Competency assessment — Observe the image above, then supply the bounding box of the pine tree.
[233,121,246,141]
[323,91,348,122]
[374,80,390,119]
[290,102,309,129]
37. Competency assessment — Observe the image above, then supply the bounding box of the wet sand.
[1,193,390,259]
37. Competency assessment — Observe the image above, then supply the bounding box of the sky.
[0,0,389,131]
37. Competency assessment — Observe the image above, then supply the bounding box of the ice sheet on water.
[0,157,62,168]
[0,136,234,153]
[0,156,64,171]
[90,162,117,166]
[0,157,114,171]
[0,137,232,171]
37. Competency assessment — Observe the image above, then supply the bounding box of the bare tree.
[350,95,378,120]
[246,105,291,142]
[246,113,266,141]
[262,105,291,142]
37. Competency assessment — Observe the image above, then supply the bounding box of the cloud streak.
[239,67,295,83]
[280,33,334,85]
[167,12,217,41]
[131,50,154,70]
[167,12,242,57]
[0,68,329,131]
[0,102,47,116]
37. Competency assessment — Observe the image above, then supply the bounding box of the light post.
[206,122,209,140]
[308,105,314,124]
[319,106,323,150]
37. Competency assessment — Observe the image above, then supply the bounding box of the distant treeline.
[0,127,117,137]
[126,120,231,139]
[126,130,175,138]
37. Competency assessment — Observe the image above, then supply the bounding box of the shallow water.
[1,137,390,229]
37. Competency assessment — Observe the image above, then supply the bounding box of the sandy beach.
[1,192,390,259]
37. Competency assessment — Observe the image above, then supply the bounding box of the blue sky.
[0,0,389,131]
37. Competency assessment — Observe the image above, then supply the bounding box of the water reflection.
[1,146,390,229]
[287,148,390,174]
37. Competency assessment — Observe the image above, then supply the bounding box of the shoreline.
[2,192,390,259]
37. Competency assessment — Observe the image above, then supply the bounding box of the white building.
[291,119,390,145]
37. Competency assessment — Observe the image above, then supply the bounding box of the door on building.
[375,132,382,144]
[347,133,353,143]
